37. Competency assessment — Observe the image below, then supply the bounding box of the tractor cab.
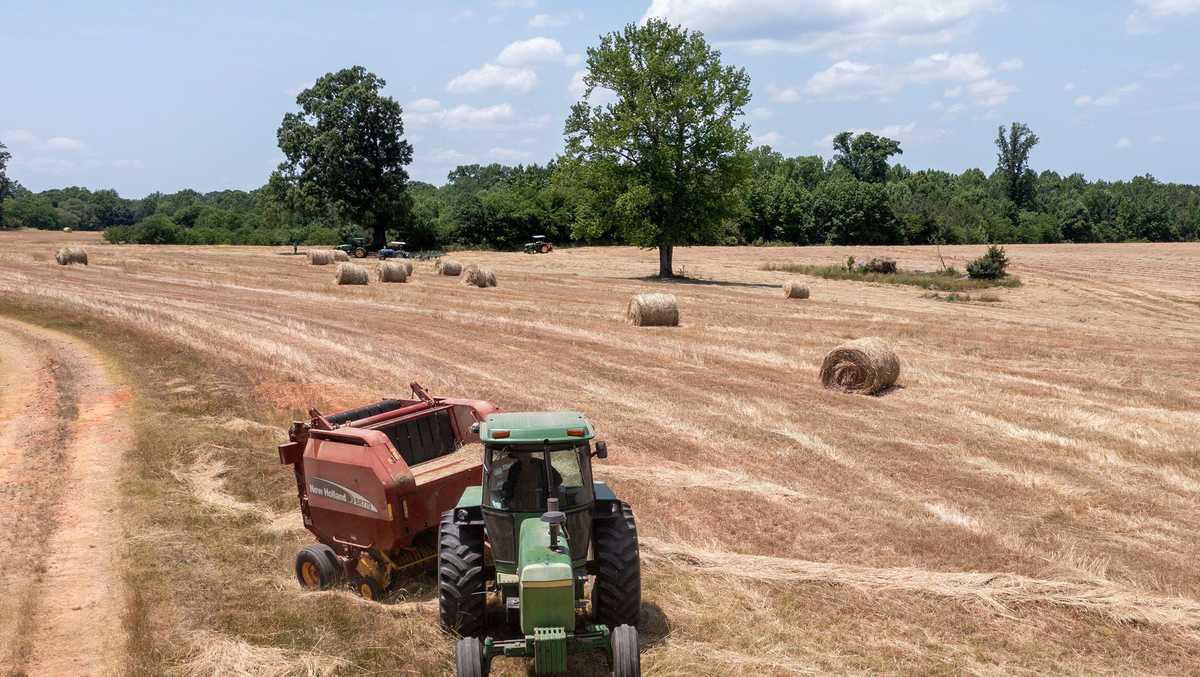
[523,235,553,254]
[441,411,640,676]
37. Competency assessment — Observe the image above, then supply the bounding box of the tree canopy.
[272,66,413,249]
[995,122,1039,210]
[563,19,752,276]
[0,140,11,226]
[832,132,903,183]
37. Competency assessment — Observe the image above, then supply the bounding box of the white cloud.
[3,129,85,153]
[1127,0,1200,32]
[497,37,566,66]
[1114,137,1134,149]
[427,148,470,164]
[804,61,887,99]
[643,0,1000,54]
[1075,83,1140,107]
[767,83,803,102]
[112,159,145,170]
[998,57,1023,71]
[749,106,774,119]
[753,130,783,146]
[529,11,582,27]
[945,102,967,115]
[798,52,1011,105]
[490,146,532,160]
[494,0,535,8]
[1150,134,1167,144]
[45,136,84,152]
[406,99,518,129]
[567,70,588,98]
[447,63,537,93]
[967,78,1015,106]
[906,52,991,82]
[1064,82,1076,91]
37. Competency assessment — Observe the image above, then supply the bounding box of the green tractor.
[523,235,553,254]
[440,412,641,676]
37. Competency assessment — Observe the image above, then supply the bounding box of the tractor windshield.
[485,444,593,512]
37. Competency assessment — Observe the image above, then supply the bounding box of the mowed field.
[1,229,1199,676]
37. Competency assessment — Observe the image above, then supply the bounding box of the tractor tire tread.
[592,501,641,627]
[611,624,640,677]
[438,511,486,636]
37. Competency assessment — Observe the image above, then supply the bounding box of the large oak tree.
[563,19,752,277]
[273,66,413,249]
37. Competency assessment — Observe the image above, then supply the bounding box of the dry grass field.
[1,229,1199,676]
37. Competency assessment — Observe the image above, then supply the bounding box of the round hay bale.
[436,258,463,276]
[783,280,809,299]
[402,260,413,276]
[819,336,900,395]
[334,263,369,286]
[332,250,351,262]
[307,250,334,266]
[461,264,497,288]
[55,246,88,266]
[627,293,679,327]
[378,261,409,283]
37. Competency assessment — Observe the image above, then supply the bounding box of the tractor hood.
[518,516,575,634]
[480,412,594,445]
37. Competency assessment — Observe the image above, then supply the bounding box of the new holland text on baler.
[440,412,641,677]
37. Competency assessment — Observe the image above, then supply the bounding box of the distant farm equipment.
[524,235,553,254]
[336,237,409,259]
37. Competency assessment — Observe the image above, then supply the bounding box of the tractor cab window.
[485,444,593,512]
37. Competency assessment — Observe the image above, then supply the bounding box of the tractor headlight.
[456,509,469,523]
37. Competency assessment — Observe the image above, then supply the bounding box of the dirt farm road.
[0,317,130,677]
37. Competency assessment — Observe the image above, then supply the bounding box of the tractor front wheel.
[455,637,488,677]
[354,247,367,258]
[438,511,486,636]
[592,502,641,627]
[295,544,341,590]
[611,624,640,677]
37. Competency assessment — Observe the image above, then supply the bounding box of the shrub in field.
[967,245,1010,279]
[864,257,897,274]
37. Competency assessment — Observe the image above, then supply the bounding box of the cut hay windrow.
[819,336,899,395]
[782,280,809,299]
[627,292,679,327]
[334,263,368,285]
[175,631,348,677]
[435,258,463,276]
[332,250,350,262]
[461,263,497,288]
[55,246,88,266]
[641,538,1200,630]
[377,261,408,283]
[307,251,334,266]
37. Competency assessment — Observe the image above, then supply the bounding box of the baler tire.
[592,502,641,627]
[611,624,640,677]
[349,576,383,602]
[295,544,341,591]
[455,637,488,677]
[438,511,486,636]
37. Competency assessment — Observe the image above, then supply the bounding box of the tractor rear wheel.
[592,502,641,627]
[438,511,486,636]
[354,247,367,258]
[611,624,640,677]
[295,544,341,590]
[455,637,487,677]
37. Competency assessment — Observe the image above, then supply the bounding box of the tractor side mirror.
[593,441,608,459]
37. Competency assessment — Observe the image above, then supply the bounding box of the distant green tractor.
[440,412,641,676]
[336,237,371,259]
[523,235,553,254]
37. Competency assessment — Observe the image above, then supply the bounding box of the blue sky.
[2,0,1197,197]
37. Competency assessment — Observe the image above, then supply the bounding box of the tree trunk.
[658,245,674,278]
[371,225,387,250]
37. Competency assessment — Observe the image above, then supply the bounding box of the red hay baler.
[278,383,498,600]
